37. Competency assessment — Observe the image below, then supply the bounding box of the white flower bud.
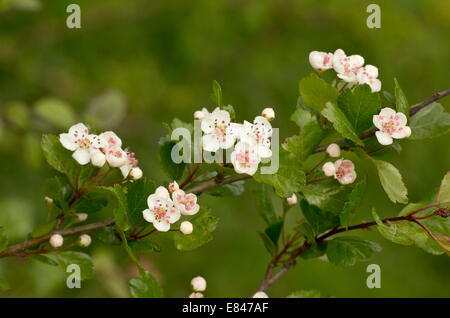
[75,213,88,222]
[91,152,106,167]
[261,108,275,121]
[79,234,92,247]
[322,162,336,177]
[191,276,207,292]
[194,110,205,120]
[130,167,143,180]
[44,196,53,205]
[49,234,64,248]
[189,292,204,298]
[286,193,298,206]
[180,221,193,235]
[326,143,341,158]
[253,291,269,298]
[168,181,180,193]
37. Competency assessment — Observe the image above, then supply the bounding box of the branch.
[186,174,251,194]
[313,87,450,153]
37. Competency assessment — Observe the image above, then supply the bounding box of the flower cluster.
[309,49,381,92]
[59,123,143,180]
[196,107,275,176]
[142,181,200,232]
[322,159,357,185]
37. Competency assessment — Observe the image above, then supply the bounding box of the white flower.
[357,65,381,92]
[189,292,204,298]
[239,116,272,158]
[373,108,411,145]
[322,162,336,177]
[253,291,269,298]
[168,181,180,193]
[142,186,180,232]
[119,151,139,178]
[129,167,143,180]
[261,107,275,121]
[180,221,193,235]
[99,131,128,168]
[201,108,241,152]
[75,213,88,222]
[79,234,92,247]
[309,51,334,71]
[59,123,106,165]
[326,143,341,158]
[191,276,207,292]
[332,49,365,82]
[172,190,200,216]
[49,234,64,248]
[194,108,210,120]
[287,194,298,206]
[230,142,261,176]
[333,159,357,185]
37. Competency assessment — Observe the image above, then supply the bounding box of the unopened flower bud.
[326,143,341,158]
[261,108,275,121]
[75,213,88,222]
[130,167,143,180]
[286,194,298,206]
[168,181,180,193]
[322,162,336,177]
[91,152,106,167]
[180,221,193,235]
[191,276,207,292]
[44,196,54,205]
[189,292,204,298]
[49,234,64,248]
[194,110,205,120]
[253,291,269,298]
[79,234,92,247]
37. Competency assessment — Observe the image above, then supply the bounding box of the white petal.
[153,220,170,232]
[72,149,91,165]
[375,131,393,145]
[155,186,170,199]
[211,108,230,123]
[365,65,378,78]
[147,194,159,208]
[337,72,357,83]
[201,116,215,134]
[394,112,407,126]
[368,78,382,92]
[349,55,365,68]
[59,133,77,151]
[379,107,396,119]
[257,145,272,158]
[143,209,155,223]
[219,133,236,149]
[120,164,132,178]
[99,131,122,148]
[106,148,127,167]
[392,126,411,139]
[68,123,89,138]
[166,206,181,223]
[202,134,220,152]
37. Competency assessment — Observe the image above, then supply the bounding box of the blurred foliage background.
[0,0,449,297]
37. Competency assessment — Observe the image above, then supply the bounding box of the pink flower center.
[236,150,256,168]
[335,162,353,179]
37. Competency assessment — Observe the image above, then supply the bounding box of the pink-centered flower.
[172,189,200,216]
[201,108,241,152]
[99,131,128,167]
[332,49,365,83]
[333,159,357,185]
[356,65,381,92]
[239,116,272,158]
[373,108,411,145]
[230,141,261,176]
[309,51,334,71]
[143,186,180,232]
[59,123,106,165]
[119,150,139,178]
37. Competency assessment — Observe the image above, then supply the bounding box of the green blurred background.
[0,0,449,297]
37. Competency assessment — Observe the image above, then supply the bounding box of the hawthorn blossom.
[333,159,357,185]
[172,189,200,216]
[201,108,241,152]
[191,276,207,292]
[357,65,382,92]
[230,142,261,176]
[332,49,364,82]
[194,107,210,120]
[79,234,92,247]
[180,221,193,235]
[322,162,336,176]
[287,194,298,206]
[326,143,341,158]
[168,181,180,193]
[373,108,411,145]
[261,107,275,121]
[119,151,139,178]
[143,186,180,232]
[239,116,272,158]
[59,123,106,165]
[309,51,334,71]
[99,131,128,168]
[49,234,64,248]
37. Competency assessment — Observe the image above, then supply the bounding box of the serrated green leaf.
[208,180,245,197]
[394,78,409,118]
[326,237,381,267]
[437,172,450,208]
[300,200,339,235]
[299,73,338,112]
[321,102,363,146]
[29,254,59,266]
[90,185,130,230]
[373,160,408,204]
[159,137,186,181]
[211,80,222,107]
[254,184,278,226]
[56,251,94,280]
[302,179,353,214]
[72,193,108,214]
[259,231,277,256]
[84,90,127,129]
[31,220,57,238]
[129,239,162,253]
[128,271,164,298]
[299,242,327,259]
[265,221,283,245]
[34,97,76,129]
[340,178,367,228]
[409,103,450,140]
[126,178,156,227]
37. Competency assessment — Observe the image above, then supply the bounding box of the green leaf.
[302,179,353,214]
[409,103,450,140]
[84,90,127,129]
[340,178,367,228]
[29,254,59,266]
[221,104,236,120]
[0,227,8,252]
[126,178,156,227]
[337,85,381,134]
[72,193,108,214]
[0,277,10,292]
[283,107,326,160]
[55,251,94,280]
[254,184,279,226]
[437,172,450,207]
[208,180,245,197]
[4,101,29,129]
[299,242,327,259]
[300,200,339,235]
[34,97,76,129]
[173,209,219,251]
[430,233,450,256]
[211,80,223,107]
[394,78,409,118]
[259,231,277,256]
[326,237,381,267]
[129,239,162,253]
[128,271,164,298]
[253,150,306,197]
[159,137,186,181]
[299,73,338,112]
[321,102,363,146]
[287,290,321,298]
[265,221,283,245]
[90,185,130,230]
[373,160,408,204]
[31,220,57,238]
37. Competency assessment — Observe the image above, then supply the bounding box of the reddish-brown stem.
[180,164,200,189]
